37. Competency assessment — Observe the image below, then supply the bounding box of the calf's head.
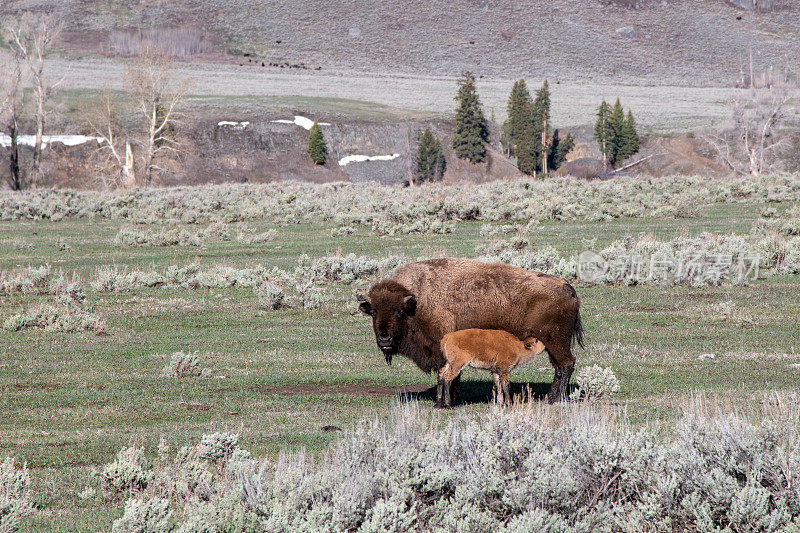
[521,336,546,355]
[357,280,417,364]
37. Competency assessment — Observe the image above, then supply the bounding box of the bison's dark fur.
[358,258,583,404]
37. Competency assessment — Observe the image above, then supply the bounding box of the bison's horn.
[356,293,366,302]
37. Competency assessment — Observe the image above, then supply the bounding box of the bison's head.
[357,280,417,365]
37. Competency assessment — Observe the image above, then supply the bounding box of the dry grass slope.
[4,0,800,85]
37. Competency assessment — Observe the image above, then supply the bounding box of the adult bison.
[357,258,583,404]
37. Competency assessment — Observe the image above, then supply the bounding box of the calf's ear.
[403,294,417,316]
[358,299,373,316]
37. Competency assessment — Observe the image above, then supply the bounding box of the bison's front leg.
[547,364,574,403]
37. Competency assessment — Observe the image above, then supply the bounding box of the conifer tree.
[414,127,446,183]
[594,100,614,170]
[452,71,488,163]
[307,122,326,165]
[531,80,552,172]
[619,110,640,162]
[609,98,626,165]
[516,131,538,176]
[548,129,576,172]
[505,79,533,157]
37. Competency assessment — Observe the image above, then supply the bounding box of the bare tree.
[125,47,186,187]
[702,85,798,177]
[8,13,62,183]
[0,29,25,190]
[87,88,135,189]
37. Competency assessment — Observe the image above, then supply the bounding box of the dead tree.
[88,88,136,189]
[0,38,24,190]
[125,47,186,187]
[8,14,62,183]
[702,86,796,177]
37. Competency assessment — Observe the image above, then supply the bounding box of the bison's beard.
[380,345,397,365]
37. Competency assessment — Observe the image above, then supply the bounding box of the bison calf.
[439,328,546,408]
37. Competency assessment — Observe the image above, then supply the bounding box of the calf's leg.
[492,373,503,405]
[438,361,463,408]
[500,370,511,407]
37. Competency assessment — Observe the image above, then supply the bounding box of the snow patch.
[218,121,250,129]
[338,153,400,167]
[271,115,330,130]
[0,134,103,148]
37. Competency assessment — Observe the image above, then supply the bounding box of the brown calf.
[439,328,546,408]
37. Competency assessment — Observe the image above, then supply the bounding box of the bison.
[357,258,583,405]
[440,328,547,408]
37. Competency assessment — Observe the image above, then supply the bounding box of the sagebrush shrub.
[161,352,203,378]
[111,497,172,533]
[114,226,202,247]
[253,281,284,310]
[3,301,106,334]
[2,175,799,226]
[101,446,152,497]
[0,457,32,533]
[0,265,51,294]
[198,432,238,463]
[97,398,800,531]
[571,364,620,401]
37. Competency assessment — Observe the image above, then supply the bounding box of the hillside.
[4,0,800,86]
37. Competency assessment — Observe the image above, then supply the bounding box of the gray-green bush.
[570,364,620,401]
[2,301,106,334]
[481,232,800,286]
[2,176,799,227]
[0,457,32,533]
[96,398,800,531]
[161,352,204,379]
[101,446,152,498]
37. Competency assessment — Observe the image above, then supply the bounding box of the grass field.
[1,182,799,530]
[50,59,740,133]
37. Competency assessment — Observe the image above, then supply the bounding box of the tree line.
[408,71,640,183]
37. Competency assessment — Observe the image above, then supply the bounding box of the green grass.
[1,200,799,530]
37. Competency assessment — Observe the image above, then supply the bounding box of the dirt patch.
[184,401,212,411]
[7,382,62,392]
[250,381,431,398]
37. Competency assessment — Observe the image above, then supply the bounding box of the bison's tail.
[572,311,585,349]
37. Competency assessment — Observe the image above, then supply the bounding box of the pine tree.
[594,100,614,171]
[505,79,533,157]
[609,98,626,165]
[452,71,488,163]
[548,129,575,171]
[531,80,552,172]
[414,128,446,183]
[307,122,326,165]
[619,110,640,162]
[516,131,538,176]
